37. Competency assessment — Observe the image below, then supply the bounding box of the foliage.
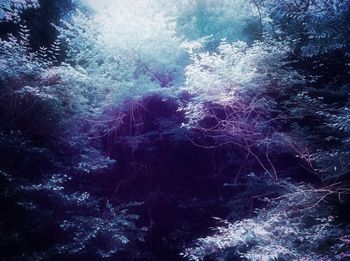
[55,1,186,110]
[1,169,143,259]
[0,0,39,23]
[1,0,350,260]
[183,179,350,260]
[179,38,305,181]
[180,39,303,125]
[0,1,142,259]
[178,1,350,259]
[258,0,350,182]
[258,0,350,57]
[282,87,350,182]
[173,0,261,47]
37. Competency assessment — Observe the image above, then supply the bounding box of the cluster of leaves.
[281,87,350,182]
[179,38,305,181]
[258,0,350,57]
[257,0,350,183]
[180,39,303,124]
[0,23,53,77]
[0,1,146,259]
[0,0,39,23]
[183,178,350,260]
[1,169,144,259]
[54,1,186,111]
[179,0,350,260]
[173,0,261,48]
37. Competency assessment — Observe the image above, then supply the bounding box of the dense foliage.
[0,0,349,260]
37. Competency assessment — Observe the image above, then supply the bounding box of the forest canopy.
[0,0,350,260]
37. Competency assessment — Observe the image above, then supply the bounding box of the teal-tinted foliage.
[1,0,349,260]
